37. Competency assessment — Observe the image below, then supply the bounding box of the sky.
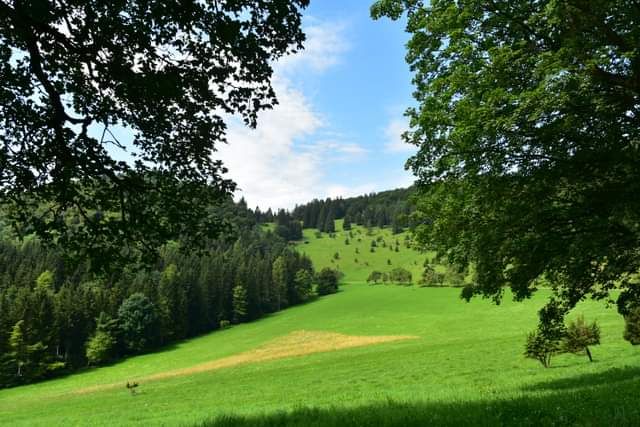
[215,1,416,210]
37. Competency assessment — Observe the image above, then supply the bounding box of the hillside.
[1,281,639,426]
[295,219,426,283]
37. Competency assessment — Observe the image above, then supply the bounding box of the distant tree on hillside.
[232,285,249,324]
[316,268,339,296]
[86,313,118,366]
[367,271,384,285]
[343,215,352,231]
[118,293,160,353]
[294,270,314,303]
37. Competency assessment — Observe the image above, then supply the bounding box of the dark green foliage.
[232,285,249,324]
[294,270,314,303]
[366,271,384,285]
[524,330,561,368]
[118,293,160,354]
[374,0,640,335]
[85,331,116,366]
[316,268,339,296]
[0,0,309,270]
[0,205,320,388]
[420,264,445,287]
[293,188,415,231]
[624,308,640,345]
[564,316,600,362]
[388,268,412,286]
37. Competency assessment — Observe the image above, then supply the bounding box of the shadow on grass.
[524,366,640,392]
[194,373,640,427]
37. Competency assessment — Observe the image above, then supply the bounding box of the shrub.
[419,265,445,287]
[563,315,600,362]
[389,268,412,286]
[524,330,562,368]
[316,268,339,295]
[367,271,383,285]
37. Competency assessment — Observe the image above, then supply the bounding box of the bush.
[524,330,562,368]
[419,265,445,287]
[563,315,600,362]
[624,308,640,345]
[316,268,339,296]
[367,271,384,285]
[389,268,412,286]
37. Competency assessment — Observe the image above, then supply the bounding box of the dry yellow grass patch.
[76,331,417,395]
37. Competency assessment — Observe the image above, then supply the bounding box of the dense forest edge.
[0,188,413,388]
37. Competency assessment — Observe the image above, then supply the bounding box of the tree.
[316,268,339,296]
[343,215,352,231]
[117,293,160,353]
[272,256,288,310]
[86,312,118,365]
[623,308,640,345]
[373,1,640,334]
[524,330,562,368]
[366,271,383,285]
[232,285,248,324]
[564,316,600,362]
[8,320,27,377]
[0,0,309,269]
[294,269,313,303]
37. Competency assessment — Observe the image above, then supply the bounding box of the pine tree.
[232,285,248,324]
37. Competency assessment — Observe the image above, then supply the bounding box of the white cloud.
[276,20,349,75]
[383,116,415,153]
[216,20,358,210]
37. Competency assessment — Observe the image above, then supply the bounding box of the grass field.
[294,220,430,283]
[1,278,638,425]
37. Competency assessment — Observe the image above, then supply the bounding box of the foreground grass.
[1,284,638,426]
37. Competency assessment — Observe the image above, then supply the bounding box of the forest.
[0,199,342,388]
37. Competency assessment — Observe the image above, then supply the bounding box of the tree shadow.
[193,372,640,427]
[523,365,640,392]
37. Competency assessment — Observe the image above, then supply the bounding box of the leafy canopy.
[373,1,640,330]
[0,0,309,269]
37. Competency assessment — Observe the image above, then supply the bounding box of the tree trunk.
[585,346,593,362]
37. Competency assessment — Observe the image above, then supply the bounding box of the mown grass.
[1,279,638,426]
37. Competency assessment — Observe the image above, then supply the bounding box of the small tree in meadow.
[524,330,562,368]
[563,315,600,362]
[623,308,640,345]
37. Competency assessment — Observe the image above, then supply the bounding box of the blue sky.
[216,1,416,210]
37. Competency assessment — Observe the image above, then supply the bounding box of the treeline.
[0,206,339,388]
[292,187,415,233]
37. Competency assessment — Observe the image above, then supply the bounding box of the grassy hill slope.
[294,220,429,283]
[1,280,638,426]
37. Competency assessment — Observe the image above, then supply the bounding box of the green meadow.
[294,220,429,283]
[1,237,639,426]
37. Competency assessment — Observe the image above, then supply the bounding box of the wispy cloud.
[276,20,349,75]
[216,19,355,210]
[383,116,415,153]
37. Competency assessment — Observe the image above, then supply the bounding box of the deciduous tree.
[373,0,640,338]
